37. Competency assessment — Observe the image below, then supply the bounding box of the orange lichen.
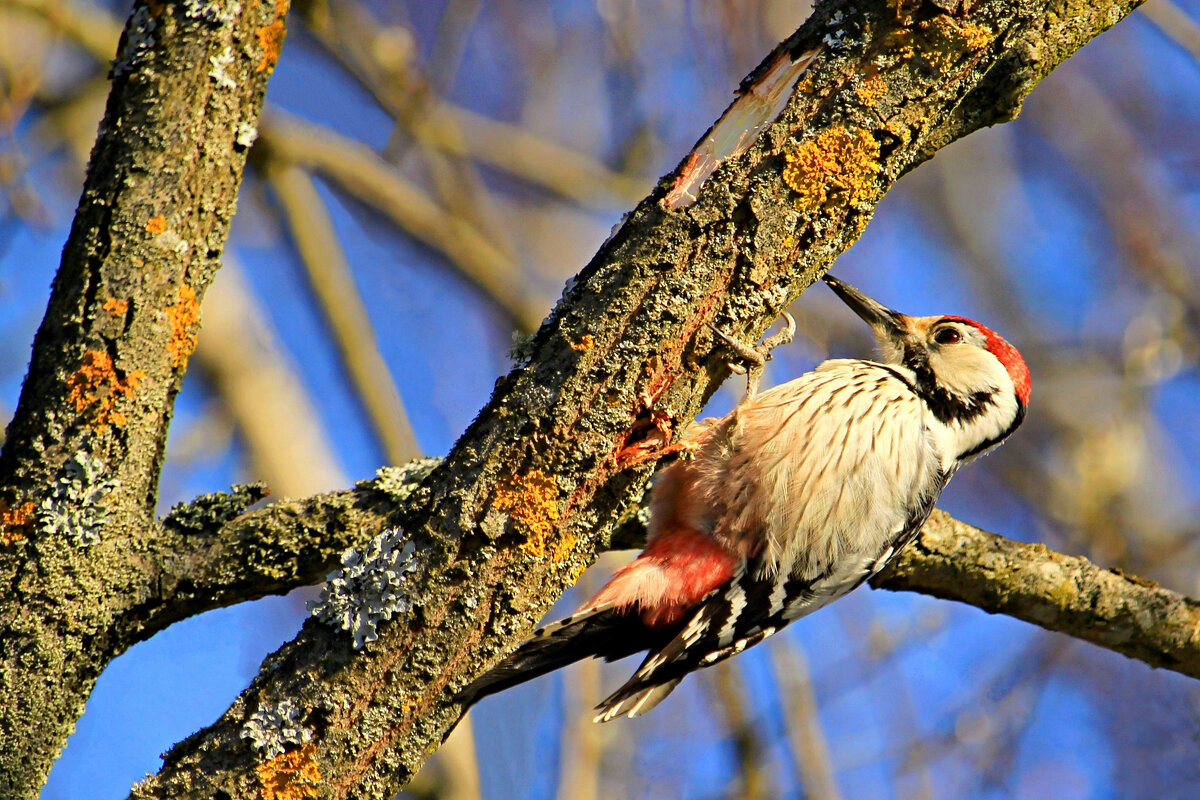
[960,23,995,51]
[257,743,321,800]
[67,350,146,433]
[0,499,34,546]
[166,284,201,369]
[783,126,881,214]
[855,75,887,105]
[570,334,595,352]
[888,27,915,61]
[494,470,561,559]
[103,298,129,316]
[256,0,291,74]
[145,215,167,234]
[256,21,286,72]
[916,17,995,73]
[549,532,580,567]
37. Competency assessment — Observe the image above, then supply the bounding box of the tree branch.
[146,465,1200,685]
[874,510,1200,678]
[0,0,289,795]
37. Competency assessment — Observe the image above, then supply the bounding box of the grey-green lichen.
[308,529,421,649]
[163,482,270,535]
[508,330,537,367]
[184,0,241,25]
[236,122,259,149]
[208,47,238,90]
[359,458,440,502]
[38,451,118,546]
[240,698,313,758]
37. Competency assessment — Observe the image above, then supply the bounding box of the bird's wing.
[592,558,806,721]
[593,482,944,723]
[463,603,673,706]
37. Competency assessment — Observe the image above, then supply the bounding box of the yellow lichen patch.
[103,298,129,316]
[855,75,887,106]
[882,118,913,147]
[494,471,561,559]
[166,284,201,369]
[887,28,915,61]
[570,334,595,352]
[256,20,286,72]
[0,499,34,546]
[559,555,587,585]
[256,0,291,74]
[145,215,167,235]
[257,743,321,800]
[783,127,881,215]
[67,350,147,433]
[917,17,995,73]
[960,23,995,51]
[549,531,579,566]
[849,210,873,239]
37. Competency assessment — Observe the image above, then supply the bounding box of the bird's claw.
[710,312,796,398]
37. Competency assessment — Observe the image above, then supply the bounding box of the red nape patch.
[583,528,737,630]
[943,316,1032,406]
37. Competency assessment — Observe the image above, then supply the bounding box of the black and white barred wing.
[594,560,822,722]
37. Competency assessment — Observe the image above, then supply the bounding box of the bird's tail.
[461,603,654,706]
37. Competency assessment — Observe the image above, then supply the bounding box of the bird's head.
[823,275,1030,434]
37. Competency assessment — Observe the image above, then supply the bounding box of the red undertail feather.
[582,528,737,629]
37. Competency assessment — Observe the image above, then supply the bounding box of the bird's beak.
[822,275,910,344]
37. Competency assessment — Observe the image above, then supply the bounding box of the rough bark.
[0,0,289,796]
[103,0,1148,798]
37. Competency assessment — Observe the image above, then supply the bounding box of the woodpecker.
[466,276,1030,721]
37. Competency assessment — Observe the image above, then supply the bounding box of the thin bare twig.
[770,641,844,800]
[257,109,540,330]
[264,161,423,465]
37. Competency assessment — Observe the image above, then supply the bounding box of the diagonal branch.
[263,162,423,464]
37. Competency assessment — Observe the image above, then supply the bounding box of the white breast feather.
[697,360,940,581]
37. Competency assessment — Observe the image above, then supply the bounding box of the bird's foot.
[710,312,796,398]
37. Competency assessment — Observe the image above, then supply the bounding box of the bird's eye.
[934,327,962,345]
